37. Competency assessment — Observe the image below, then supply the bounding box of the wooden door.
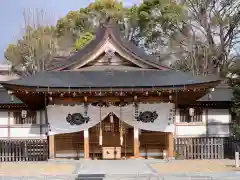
[55,131,84,159]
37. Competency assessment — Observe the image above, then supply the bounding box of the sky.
[0,0,138,63]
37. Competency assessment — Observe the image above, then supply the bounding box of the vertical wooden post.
[134,128,139,158]
[84,129,89,159]
[168,132,174,159]
[49,135,55,159]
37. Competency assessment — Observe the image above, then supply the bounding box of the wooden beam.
[168,133,174,158]
[84,130,89,159]
[49,135,55,159]
[133,128,140,158]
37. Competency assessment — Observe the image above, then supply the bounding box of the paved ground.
[0,162,75,176]
[0,159,240,179]
[151,159,240,174]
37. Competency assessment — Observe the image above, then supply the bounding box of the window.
[13,110,37,124]
[179,108,203,122]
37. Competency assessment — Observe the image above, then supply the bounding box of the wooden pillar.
[49,135,55,159]
[134,128,139,158]
[84,129,89,159]
[168,132,174,158]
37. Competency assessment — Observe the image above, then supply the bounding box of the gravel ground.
[0,159,240,179]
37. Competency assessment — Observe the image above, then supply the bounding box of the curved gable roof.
[48,20,171,71]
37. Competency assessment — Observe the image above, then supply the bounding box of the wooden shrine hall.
[1,20,221,160]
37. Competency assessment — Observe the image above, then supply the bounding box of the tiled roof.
[1,70,220,89]
[198,84,233,102]
[0,89,23,104]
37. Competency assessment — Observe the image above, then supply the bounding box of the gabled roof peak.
[47,19,171,71]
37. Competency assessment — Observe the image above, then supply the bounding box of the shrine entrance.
[89,113,134,160]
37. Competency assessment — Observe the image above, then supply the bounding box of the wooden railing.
[175,137,224,159]
[0,139,48,162]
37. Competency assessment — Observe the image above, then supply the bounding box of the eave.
[1,80,220,107]
[1,80,220,93]
[0,103,27,109]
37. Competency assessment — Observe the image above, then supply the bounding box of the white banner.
[47,104,101,135]
[47,103,175,135]
[125,103,175,132]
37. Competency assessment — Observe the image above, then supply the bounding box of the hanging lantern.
[110,113,114,123]
[49,97,53,102]
[7,90,13,95]
[84,96,88,102]
[169,95,172,101]
[134,96,138,102]
[145,91,149,96]
[189,108,195,117]
[21,110,27,118]
[211,88,215,92]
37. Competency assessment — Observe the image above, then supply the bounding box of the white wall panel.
[10,127,40,138]
[0,128,8,137]
[176,125,206,137]
[0,111,8,125]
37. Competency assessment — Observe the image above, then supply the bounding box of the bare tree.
[171,0,240,76]
[4,8,74,76]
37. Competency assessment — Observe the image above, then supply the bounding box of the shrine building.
[0,21,231,160]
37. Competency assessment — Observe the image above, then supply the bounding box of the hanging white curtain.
[91,103,175,132]
[47,103,175,135]
[119,103,175,132]
[47,104,101,135]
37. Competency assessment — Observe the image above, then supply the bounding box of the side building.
[176,82,232,138]
[0,65,48,161]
